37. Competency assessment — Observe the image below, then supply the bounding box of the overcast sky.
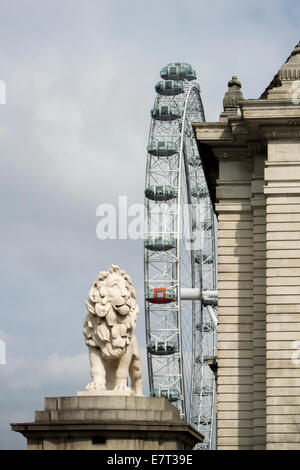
[0,0,299,449]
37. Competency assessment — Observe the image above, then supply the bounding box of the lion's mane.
[83,265,139,359]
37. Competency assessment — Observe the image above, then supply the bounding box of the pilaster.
[215,154,254,450]
[251,149,267,449]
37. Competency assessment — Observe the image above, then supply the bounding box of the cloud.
[0,333,90,449]
[1,352,88,392]
[0,325,148,394]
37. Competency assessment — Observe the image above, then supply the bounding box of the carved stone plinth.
[11,396,204,450]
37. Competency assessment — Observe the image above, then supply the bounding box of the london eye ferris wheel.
[144,63,218,450]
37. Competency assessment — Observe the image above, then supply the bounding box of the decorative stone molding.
[262,128,300,141]
[222,76,244,114]
[279,42,300,81]
[194,123,234,142]
[215,150,251,161]
[267,42,300,100]
[11,396,204,450]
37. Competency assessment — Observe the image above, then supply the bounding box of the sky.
[0,0,299,449]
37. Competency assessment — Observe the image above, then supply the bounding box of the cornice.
[193,122,234,143]
[261,125,300,141]
[215,149,251,161]
[241,100,300,120]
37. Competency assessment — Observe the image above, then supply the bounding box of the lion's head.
[83,265,139,359]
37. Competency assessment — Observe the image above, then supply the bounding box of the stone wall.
[265,140,300,450]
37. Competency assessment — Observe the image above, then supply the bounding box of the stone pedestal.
[11,396,203,450]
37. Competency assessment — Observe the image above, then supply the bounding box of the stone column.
[265,136,300,450]
[251,151,267,449]
[216,157,254,450]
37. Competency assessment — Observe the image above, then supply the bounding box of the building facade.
[194,41,300,450]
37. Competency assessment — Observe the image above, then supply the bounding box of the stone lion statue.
[83,265,143,396]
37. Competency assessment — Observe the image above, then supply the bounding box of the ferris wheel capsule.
[145,185,177,201]
[144,235,176,252]
[147,140,178,157]
[151,104,182,121]
[145,288,176,304]
[155,80,184,96]
[147,340,179,355]
[160,62,197,81]
[150,388,181,402]
[195,385,213,397]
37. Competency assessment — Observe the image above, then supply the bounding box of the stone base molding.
[11,396,203,450]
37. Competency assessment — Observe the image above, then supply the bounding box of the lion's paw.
[114,385,133,395]
[85,381,106,391]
